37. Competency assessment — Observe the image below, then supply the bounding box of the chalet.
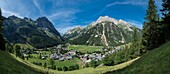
[65,55,72,60]
[59,57,64,61]
[50,53,63,60]
[68,50,76,56]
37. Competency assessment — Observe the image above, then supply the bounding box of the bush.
[74,64,79,70]
[68,65,74,71]
[63,66,68,71]
[53,65,56,70]
[32,62,42,66]
[57,67,62,71]
[68,64,79,71]
[89,60,99,68]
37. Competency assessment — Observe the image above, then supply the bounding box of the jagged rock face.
[63,26,83,39]
[64,16,141,46]
[3,15,63,48]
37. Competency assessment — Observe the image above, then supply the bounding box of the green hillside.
[0,50,41,74]
[105,42,170,74]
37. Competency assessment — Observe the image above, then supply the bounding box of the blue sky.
[0,0,162,34]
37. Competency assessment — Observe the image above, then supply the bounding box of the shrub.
[63,66,68,71]
[57,67,62,71]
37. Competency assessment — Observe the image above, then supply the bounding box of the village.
[36,44,106,64]
[20,43,126,69]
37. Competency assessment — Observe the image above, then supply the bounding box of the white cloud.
[1,9,23,18]
[32,0,43,15]
[106,0,147,7]
[48,9,79,20]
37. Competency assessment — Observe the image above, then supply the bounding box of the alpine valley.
[0,0,169,74]
[64,16,141,46]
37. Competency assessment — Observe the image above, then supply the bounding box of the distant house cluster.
[80,53,105,64]
[50,44,76,61]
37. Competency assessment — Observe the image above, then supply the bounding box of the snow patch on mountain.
[89,16,134,31]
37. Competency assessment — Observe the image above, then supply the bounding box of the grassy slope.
[15,43,34,49]
[106,42,170,74]
[0,51,41,74]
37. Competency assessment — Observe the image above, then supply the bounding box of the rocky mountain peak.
[8,15,19,20]
[36,17,48,21]
[90,16,131,27]
[75,26,83,30]
[35,16,57,32]
[97,16,118,24]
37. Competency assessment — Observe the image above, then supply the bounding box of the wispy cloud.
[48,9,79,20]
[106,0,147,7]
[32,0,43,15]
[94,0,147,17]
[1,9,23,18]
[47,9,81,34]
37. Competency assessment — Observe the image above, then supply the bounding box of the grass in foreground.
[68,45,103,53]
[105,42,170,74]
[0,50,41,74]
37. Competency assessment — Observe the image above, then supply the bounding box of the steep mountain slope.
[64,26,83,39]
[64,16,141,46]
[105,42,170,74]
[0,50,41,74]
[3,15,63,48]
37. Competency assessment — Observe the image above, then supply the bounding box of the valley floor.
[10,52,139,74]
[2,42,170,74]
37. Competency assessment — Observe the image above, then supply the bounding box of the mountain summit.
[64,16,141,46]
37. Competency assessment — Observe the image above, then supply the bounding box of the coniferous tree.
[131,28,141,56]
[14,45,21,57]
[161,0,170,41]
[0,8,6,51]
[142,0,158,51]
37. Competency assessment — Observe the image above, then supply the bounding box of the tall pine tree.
[161,0,170,41]
[132,28,140,56]
[142,0,158,51]
[0,8,6,51]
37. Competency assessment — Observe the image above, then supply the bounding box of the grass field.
[27,50,81,68]
[15,43,34,49]
[68,45,103,53]
[0,50,41,74]
[28,57,81,68]
[106,42,170,74]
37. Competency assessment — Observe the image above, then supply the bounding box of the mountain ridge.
[3,15,63,48]
[64,16,141,46]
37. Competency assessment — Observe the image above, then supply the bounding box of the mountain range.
[3,15,63,48]
[64,16,141,46]
[2,15,141,48]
